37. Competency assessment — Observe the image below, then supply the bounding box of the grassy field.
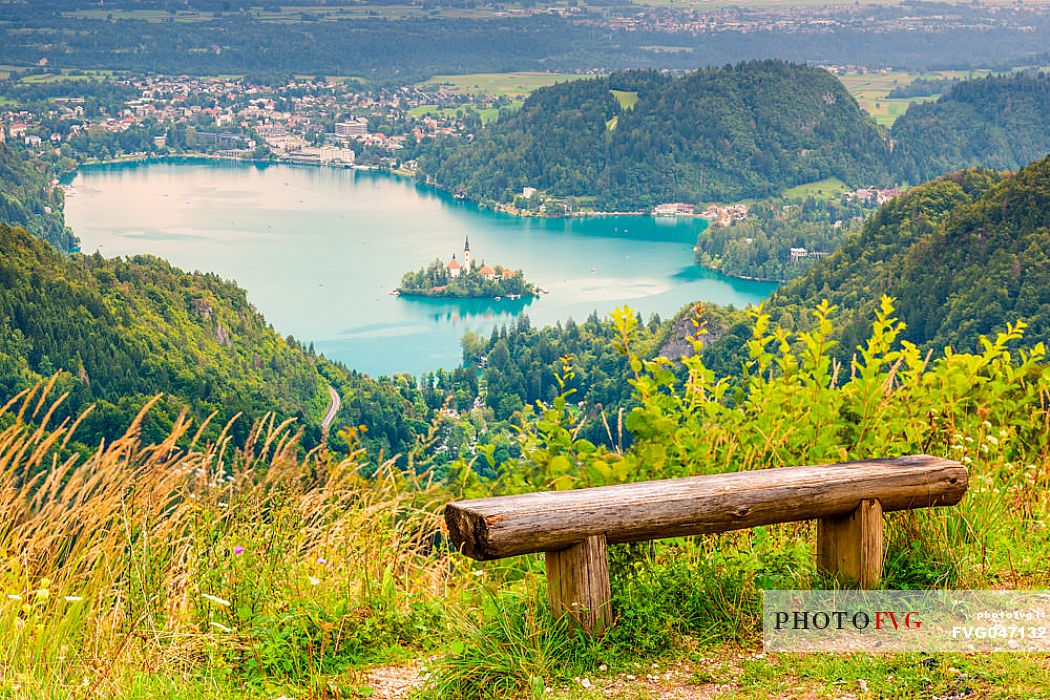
[782,176,849,200]
[610,89,639,110]
[835,69,993,127]
[419,71,591,98]
[18,70,119,84]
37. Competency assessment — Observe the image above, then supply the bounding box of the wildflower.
[63,596,83,603]
[233,546,244,556]
[317,557,327,566]
[987,435,998,445]
[209,621,232,633]
[308,576,320,586]
[201,593,231,607]
[963,457,972,465]
[472,569,485,577]
[983,420,993,429]
[6,594,21,601]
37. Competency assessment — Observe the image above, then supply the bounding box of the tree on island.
[397,238,537,299]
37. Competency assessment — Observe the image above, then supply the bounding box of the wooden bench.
[445,455,968,633]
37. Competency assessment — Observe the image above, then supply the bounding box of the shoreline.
[69,152,716,225]
[66,150,383,178]
[395,290,539,300]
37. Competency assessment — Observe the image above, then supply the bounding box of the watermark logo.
[763,590,1050,652]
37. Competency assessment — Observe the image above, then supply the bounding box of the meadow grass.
[419,72,590,98]
[610,90,638,110]
[18,71,116,85]
[0,378,463,697]
[2,300,1049,697]
[782,176,848,200]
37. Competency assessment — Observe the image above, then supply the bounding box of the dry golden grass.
[0,378,457,695]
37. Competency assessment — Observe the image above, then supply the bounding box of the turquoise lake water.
[64,159,777,376]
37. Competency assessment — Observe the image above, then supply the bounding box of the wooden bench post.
[817,498,883,588]
[545,535,612,634]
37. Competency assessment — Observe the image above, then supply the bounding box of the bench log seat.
[445,455,968,633]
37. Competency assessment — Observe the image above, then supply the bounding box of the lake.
[64,159,777,376]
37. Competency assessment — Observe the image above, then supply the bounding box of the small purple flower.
[317,557,327,566]
[233,546,244,556]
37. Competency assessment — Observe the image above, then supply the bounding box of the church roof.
[447,258,461,269]
[478,265,496,275]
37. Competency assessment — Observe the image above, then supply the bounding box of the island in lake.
[396,237,540,299]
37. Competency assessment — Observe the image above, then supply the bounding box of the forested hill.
[0,224,424,455]
[0,145,76,251]
[761,157,1050,355]
[419,62,892,210]
[890,73,1050,184]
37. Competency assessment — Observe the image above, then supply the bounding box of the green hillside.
[890,73,1050,184]
[419,62,892,210]
[419,67,1050,214]
[765,157,1050,355]
[0,223,423,454]
[0,145,76,251]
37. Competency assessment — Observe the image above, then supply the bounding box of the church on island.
[396,237,536,299]
[445,237,511,281]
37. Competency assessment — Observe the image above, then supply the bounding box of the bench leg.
[817,498,883,588]
[545,534,612,635]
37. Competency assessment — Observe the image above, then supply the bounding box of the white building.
[255,125,288,139]
[318,146,356,165]
[522,186,537,198]
[335,118,369,138]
